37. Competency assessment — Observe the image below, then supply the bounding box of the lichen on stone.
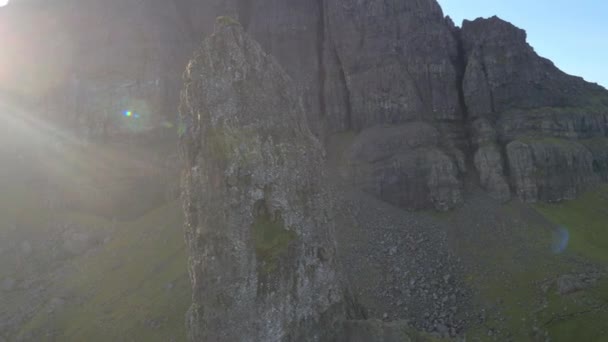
[252,200,296,274]
[215,16,241,28]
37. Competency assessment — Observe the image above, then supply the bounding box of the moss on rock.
[216,16,241,28]
[252,201,296,274]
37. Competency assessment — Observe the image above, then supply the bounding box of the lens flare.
[551,226,570,254]
[122,110,142,119]
[0,0,9,8]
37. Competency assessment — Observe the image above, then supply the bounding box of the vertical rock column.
[179,21,344,341]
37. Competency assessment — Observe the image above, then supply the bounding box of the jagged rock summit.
[461,16,608,202]
[179,21,345,341]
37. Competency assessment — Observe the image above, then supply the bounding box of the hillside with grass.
[2,132,607,341]
[13,201,189,342]
[0,121,189,341]
[441,185,608,341]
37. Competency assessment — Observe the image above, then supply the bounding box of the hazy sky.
[437,0,608,88]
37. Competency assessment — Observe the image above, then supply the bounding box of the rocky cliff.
[5,0,607,207]
[461,16,608,202]
[174,3,608,340]
[3,0,608,340]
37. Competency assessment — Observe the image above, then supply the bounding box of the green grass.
[531,185,608,341]
[13,201,190,342]
[0,137,189,341]
[461,185,608,341]
[538,278,608,342]
[215,16,241,28]
[433,189,608,341]
[253,208,296,274]
[535,184,608,264]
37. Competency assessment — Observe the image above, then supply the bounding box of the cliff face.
[179,22,344,341]
[7,0,606,207]
[4,0,608,339]
[181,0,470,211]
[1,0,196,139]
[461,16,608,202]
[4,1,607,208]
[175,4,608,339]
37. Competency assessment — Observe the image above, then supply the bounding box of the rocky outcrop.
[5,0,608,208]
[348,123,462,211]
[179,21,344,341]
[2,0,471,211]
[5,0,608,340]
[461,16,608,117]
[325,0,463,130]
[506,139,598,202]
[474,144,511,201]
[461,16,608,202]
[1,0,198,139]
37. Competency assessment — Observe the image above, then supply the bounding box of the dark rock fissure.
[317,0,353,132]
[404,63,430,118]
[316,0,327,121]
[335,48,354,131]
[479,45,496,114]
[450,25,474,163]
[236,0,252,30]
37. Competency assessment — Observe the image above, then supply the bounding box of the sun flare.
[0,0,9,8]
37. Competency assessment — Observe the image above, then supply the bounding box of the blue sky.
[437,0,608,88]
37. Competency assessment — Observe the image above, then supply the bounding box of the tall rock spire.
[179,20,344,341]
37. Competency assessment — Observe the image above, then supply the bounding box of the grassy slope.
[443,185,608,342]
[4,134,608,341]
[0,127,188,341]
[11,201,190,342]
[534,185,608,342]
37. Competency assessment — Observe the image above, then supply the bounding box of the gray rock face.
[474,144,511,202]
[461,16,608,202]
[339,320,422,342]
[2,0,471,211]
[506,139,597,202]
[5,0,608,208]
[348,124,463,211]
[1,0,205,139]
[461,16,606,116]
[1,278,16,292]
[325,0,463,129]
[179,22,344,341]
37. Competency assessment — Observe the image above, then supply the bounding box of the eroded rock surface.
[179,22,344,341]
[348,123,462,211]
[5,0,608,207]
[461,16,608,202]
